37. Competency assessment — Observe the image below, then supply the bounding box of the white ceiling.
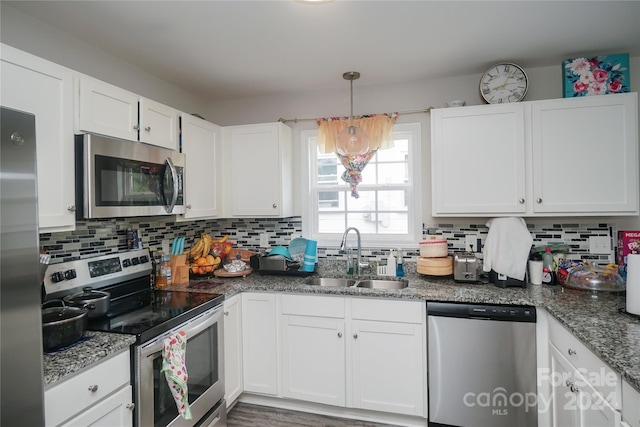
[5,0,640,102]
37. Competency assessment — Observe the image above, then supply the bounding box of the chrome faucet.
[340,227,367,275]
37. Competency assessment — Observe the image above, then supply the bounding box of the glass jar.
[155,251,167,287]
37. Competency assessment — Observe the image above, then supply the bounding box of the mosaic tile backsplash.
[40,216,615,265]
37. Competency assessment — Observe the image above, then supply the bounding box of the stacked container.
[417,236,453,276]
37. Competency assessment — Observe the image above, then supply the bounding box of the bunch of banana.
[187,232,213,260]
[187,233,230,260]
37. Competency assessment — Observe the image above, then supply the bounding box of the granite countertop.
[43,267,640,394]
[43,331,136,387]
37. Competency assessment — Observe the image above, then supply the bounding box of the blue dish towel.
[161,330,192,420]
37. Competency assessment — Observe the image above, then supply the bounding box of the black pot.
[42,300,89,351]
[63,287,110,318]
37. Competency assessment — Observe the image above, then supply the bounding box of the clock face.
[480,63,528,104]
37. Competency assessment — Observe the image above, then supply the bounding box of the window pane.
[345,190,375,211]
[376,163,408,184]
[376,139,408,161]
[376,212,409,234]
[378,190,408,210]
[318,190,340,208]
[318,211,346,233]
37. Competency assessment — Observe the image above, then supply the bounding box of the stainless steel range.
[43,249,227,427]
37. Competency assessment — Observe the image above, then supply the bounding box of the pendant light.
[336,71,369,156]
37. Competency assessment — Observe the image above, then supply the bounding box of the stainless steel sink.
[355,279,409,289]
[305,278,358,287]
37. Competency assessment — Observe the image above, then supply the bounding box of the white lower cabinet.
[279,294,425,417]
[546,314,622,427]
[622,380,640,427]
[241,292,278,395]
[224,294,243,407]
[45,350,133,427]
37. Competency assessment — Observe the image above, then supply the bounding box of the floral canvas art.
[563,53,630,97]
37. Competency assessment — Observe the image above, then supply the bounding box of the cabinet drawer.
[281,294,344,318]
[45,351,130,426]
[351,298,422,324]
[549,317,620,408]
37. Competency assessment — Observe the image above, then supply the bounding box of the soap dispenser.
[396,248,405,277]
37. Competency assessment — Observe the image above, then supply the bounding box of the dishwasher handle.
[427,302,536,322]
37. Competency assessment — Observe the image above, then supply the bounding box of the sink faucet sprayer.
[340,227,368,275]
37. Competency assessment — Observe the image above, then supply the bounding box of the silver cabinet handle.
[186,204,192,209]
[144,126,151,132]
[570,383,580,393]
[568,348,577,356]
[133,125,139,131]
[126,403,135,411]
[272,203,277,209]
[353,333,358,339]
[518,198,525,204]
[337,332,342,338]
[565,379,572,387]
[88,384,98,393]
[536,198,542,203]
[67,205,76,212]
[224,311,229,316]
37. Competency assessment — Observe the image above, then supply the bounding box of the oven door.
[136,305,224,427]
[77,133,185,218]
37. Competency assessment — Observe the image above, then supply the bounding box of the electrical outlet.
[589,236,611,254]
[465,234,477,252]
[260,233,270,248]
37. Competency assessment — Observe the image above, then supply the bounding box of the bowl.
[563,263,625,293]
[267,245,292,260]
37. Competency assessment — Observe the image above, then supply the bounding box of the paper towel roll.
[626,254,640,315]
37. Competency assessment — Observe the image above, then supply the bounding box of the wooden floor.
[227,402,400,427]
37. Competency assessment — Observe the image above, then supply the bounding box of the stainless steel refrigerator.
[1,106,45,426]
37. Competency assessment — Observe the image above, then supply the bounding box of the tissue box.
[617,231,640,266]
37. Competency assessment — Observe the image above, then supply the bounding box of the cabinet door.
[223,294,243,407]
[550,344,580,427]
[350,320,424,416]
[1,45,76,231]
[242,293,278,395]
[179,114,221,220]
[228,123,293,217]
[576,375,622,427]
[139,98,179,150]
[431,104,527,215]
[532,93,638,214]
[281,315,346,406]
[77,77,139,142]
[622,380,640,427]
[59,386,133,427]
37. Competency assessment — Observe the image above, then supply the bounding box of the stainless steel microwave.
[75,133,185,219]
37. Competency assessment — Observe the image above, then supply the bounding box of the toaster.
[454,252,480,282]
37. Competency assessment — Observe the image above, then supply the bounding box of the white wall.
[0,3,208,116]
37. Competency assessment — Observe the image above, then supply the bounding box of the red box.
[617,231,640,266]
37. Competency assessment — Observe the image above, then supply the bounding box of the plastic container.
[396,248,405,277]
[542,247,554,272]
[161,254,172,287]
[420,237,448,257]
[155,251,167,287]
[387,250,397,277]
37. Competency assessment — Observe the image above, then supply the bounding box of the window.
[302,123,422,248]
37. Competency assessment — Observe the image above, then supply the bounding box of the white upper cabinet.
[431,103,527,215]
[431,93,638,217]
[178,113,221,221]
[77,77,179,150]
[1,44,76,232]
[531,94,638,214]
[223,122,293,217]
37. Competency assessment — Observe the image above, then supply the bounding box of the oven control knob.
[139,255,149,264]
[131,257,140,265]
[64,269,77,280]
[51,271,65,283]
[122,259,131,268]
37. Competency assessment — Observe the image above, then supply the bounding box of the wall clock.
[479,63,528,104]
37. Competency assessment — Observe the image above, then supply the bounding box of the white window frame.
[301,122,422,249]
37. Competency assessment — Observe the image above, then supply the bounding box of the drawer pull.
[144,126,151,132]
[88,384,98,393]
[337,332,342,338]
[126,403,135,411]
[568,348,577,356]
[224,311,229,316]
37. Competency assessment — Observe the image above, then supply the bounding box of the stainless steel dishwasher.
[427,302,537,427]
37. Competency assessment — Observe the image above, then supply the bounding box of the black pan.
[42,300,88,351]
